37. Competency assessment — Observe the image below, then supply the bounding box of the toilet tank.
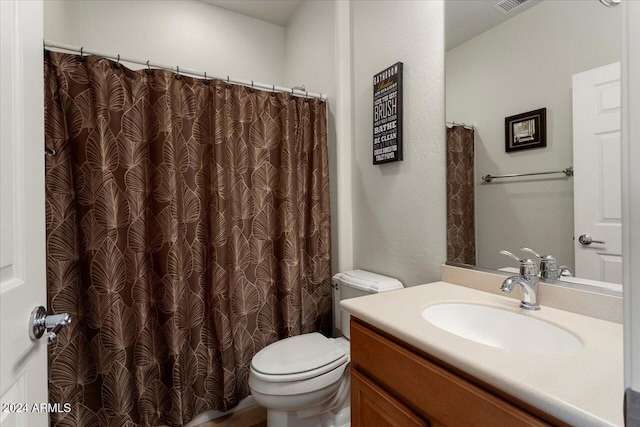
[332,270,403,339]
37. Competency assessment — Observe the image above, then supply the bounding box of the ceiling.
[200,0,542,48]
[445,0,543,51]
[201,0,303,27]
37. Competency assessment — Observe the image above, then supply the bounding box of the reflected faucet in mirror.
[520,247,572,282]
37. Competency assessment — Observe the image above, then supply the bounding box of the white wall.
[283,0,340,274]
[446,0,620,272]
[43,0,285,85]
[284,1,334,95]
[351,1,446,286]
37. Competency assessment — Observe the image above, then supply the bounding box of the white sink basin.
[422,303,582,354]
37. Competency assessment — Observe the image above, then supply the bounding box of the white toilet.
[249,270,403,427]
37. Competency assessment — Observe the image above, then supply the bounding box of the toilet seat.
[251,333,348,383]
[249,358,349,397]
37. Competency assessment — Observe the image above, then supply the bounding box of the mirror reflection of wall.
[445,0,621,284]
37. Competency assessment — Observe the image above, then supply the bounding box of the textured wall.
[446,0,620,272]
[351,1,446,286]
[43,0,285,85]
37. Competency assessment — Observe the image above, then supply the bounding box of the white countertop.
[340,281,623,426]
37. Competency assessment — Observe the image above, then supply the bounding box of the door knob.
[29,306,71,344]
[578,234,605,245]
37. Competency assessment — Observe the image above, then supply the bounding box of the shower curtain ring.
[116,54,120,64]
[76,47,86,62]
[271,84,276,97]
[147,60,151,70]
[251,80,255,93]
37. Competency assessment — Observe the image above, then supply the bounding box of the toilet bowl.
[249,270,403,427]
[249,333,351,427]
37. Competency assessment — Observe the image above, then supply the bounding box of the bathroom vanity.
[350,319,558,426]
[341,267,623,426]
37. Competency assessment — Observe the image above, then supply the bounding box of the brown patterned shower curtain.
[44,51,331,426]
[446,125,476,265]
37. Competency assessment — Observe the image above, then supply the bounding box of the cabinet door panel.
[352,369,428,427]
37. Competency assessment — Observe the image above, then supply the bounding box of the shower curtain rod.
[43,39,327,100]
[446,121,474,130]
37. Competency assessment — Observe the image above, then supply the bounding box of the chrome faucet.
[499,250,540,311]
[520,247,572,282]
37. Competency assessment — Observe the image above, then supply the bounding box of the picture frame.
[504,108,546,152]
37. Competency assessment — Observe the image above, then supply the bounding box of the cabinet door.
[352,368,428,427]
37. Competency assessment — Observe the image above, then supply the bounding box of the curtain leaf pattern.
[44,51,331,426]
[446,126,476,265]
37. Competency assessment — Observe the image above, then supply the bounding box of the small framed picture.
[505,108,546,152]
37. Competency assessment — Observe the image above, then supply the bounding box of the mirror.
[445,0,622,290]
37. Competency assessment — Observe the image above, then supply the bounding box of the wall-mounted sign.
[373,62,403,164]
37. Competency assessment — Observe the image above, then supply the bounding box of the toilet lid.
[251,333,346,376]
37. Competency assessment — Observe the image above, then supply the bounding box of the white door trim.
[622,0,640,396]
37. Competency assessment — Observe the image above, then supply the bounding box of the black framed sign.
[373,62,403,164]
[505,108,547,152]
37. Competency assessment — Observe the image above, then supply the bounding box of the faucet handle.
[500,250,524,263]
[500,250,538,277]
[520,247,558,262]
[558,265,573,277]
[520,247,543,259]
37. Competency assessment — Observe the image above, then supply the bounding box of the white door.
[572,62,622,284]
[0,1,48,426]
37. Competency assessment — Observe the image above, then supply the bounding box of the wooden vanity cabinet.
[350,318,567,427]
